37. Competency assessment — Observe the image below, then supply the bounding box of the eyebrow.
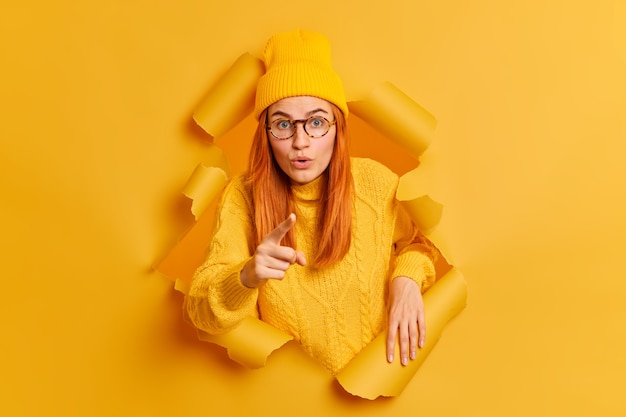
[269,108,330,119]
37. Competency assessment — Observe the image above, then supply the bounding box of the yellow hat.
[254,30,348,119]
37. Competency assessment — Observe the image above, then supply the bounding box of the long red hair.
[245,104,353,267]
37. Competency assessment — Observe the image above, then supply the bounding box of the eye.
[276,120,292,130]
[309,117,324,128]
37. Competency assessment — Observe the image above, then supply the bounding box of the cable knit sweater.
[185,158,436,375]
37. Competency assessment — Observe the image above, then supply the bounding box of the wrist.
[240,259,259,289]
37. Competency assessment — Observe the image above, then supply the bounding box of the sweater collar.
[291,175,324,202]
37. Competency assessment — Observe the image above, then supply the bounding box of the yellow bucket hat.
[254,30,348,119]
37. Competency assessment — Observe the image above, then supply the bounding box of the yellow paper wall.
[1,0,625,416]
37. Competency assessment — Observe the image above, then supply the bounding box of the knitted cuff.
[212,259,258,310]
[392,252,436,291]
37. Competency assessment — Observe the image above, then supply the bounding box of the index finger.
[264,213,296,245]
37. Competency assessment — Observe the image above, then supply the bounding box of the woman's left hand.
[386,276,425,366]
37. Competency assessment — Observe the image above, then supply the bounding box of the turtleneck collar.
[291,174,324,202]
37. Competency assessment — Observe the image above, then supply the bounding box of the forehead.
[268,96,333,118]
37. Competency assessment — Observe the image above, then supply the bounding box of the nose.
[291,123,310,149]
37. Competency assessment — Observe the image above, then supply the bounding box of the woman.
[184,30,437,375]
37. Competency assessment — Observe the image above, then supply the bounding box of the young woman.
[184,30,437,375]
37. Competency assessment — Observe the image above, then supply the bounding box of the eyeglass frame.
[266,116,337,140]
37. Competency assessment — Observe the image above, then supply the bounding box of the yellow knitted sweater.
[185,158,437,375]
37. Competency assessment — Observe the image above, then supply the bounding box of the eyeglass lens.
[270,117,331,139]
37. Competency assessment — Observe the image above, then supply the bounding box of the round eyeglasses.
[266,116,336,140]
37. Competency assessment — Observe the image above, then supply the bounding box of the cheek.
[322,138,336,162]
[270,142,290,166]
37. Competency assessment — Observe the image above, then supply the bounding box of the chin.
[290,172,317,185]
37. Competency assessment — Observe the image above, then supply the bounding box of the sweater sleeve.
[183,176,259,335]
[391,200,438,292]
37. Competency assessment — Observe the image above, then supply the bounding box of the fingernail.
[419,340,424,348]
[402,357,408,366]
[388,354,393,363]
[410,351,416,360]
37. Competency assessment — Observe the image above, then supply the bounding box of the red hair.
[246,104,353,267]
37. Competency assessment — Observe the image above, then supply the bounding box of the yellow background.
[2,0,625,415]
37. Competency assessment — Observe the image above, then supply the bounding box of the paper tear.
[348,81,436,160]
[156,205,217,289]
[399,194,444,235]
[197,317,293,369]
[397,167,444,234]
[174,278,189,295]
[336,268,467,399]
[349,82,444,234]
[182,164,228,220]
[193,53,265,138]
[424,228,456,266]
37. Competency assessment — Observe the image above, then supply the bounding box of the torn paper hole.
[158,52,467,399]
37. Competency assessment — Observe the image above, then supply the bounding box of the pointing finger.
[264,213,296,245]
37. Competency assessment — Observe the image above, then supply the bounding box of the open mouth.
[292,158,312,168]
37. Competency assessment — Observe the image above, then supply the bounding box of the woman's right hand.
[240,213,307,288]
